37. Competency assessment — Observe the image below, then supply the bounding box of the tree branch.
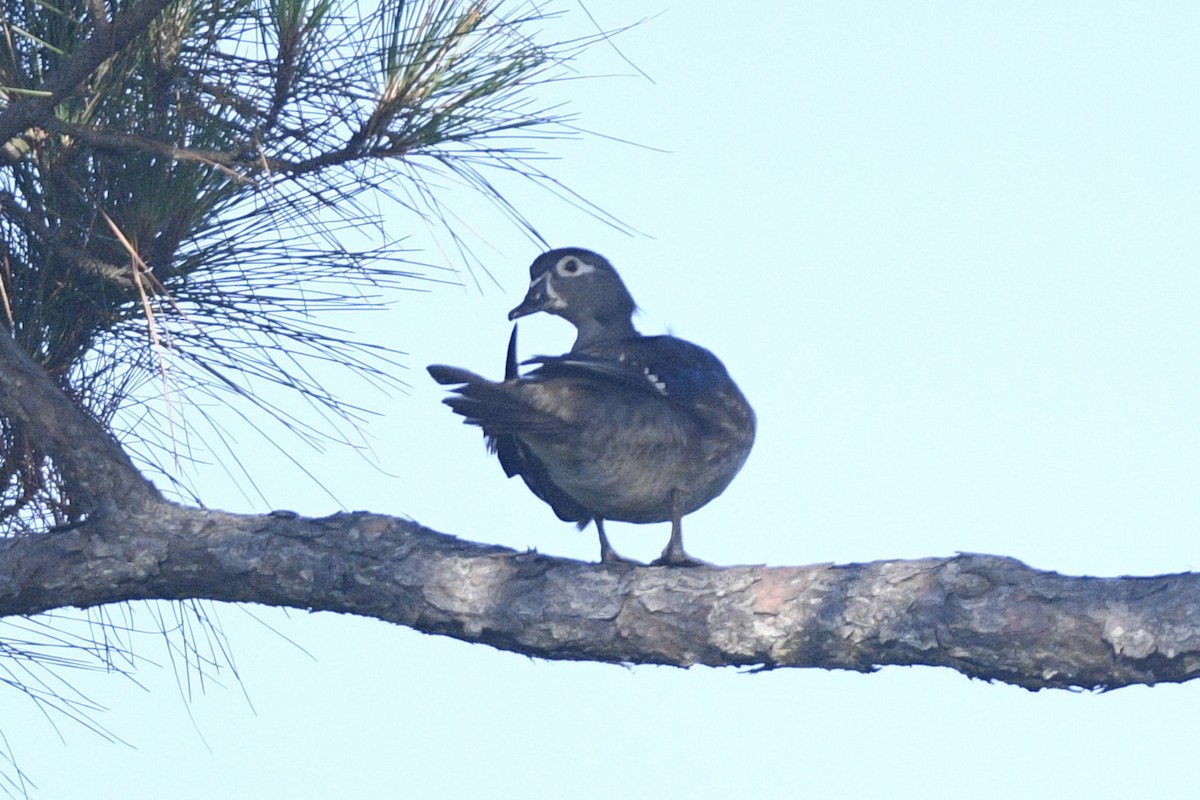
[2,504,1197,691]
[38,118,258,183]
[0,332,160,512]
[36,116,410,179]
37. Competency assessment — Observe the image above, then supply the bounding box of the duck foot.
[649,551,711,568]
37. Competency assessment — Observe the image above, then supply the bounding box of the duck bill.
[507,294,542,320]
[507,273,560,320]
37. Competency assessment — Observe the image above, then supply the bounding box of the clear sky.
[6,2,1200,797]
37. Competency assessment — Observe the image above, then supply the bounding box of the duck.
[428,247,755,566]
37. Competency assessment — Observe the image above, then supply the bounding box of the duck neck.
[571,315,638,351]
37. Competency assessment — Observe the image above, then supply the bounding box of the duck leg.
[596,518,639,565]
[652,490,710,567]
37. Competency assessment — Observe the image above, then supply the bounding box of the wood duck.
[428,247,755,566]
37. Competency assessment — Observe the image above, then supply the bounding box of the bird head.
[508,248,638,348]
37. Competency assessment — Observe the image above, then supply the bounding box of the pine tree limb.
[2,504,1197,691]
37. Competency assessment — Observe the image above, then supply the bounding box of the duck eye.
[553,254,595,277]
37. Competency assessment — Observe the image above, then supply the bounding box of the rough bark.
[2,505,1198,691]
[0,333,161,512]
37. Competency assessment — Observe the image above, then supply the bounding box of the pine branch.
[0,330,159,513]
[0,502,1197,691]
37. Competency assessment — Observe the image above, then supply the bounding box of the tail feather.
[505,325,519,381]
[427,364,484,386]
[428,339,591,527]
[427,362,565,436]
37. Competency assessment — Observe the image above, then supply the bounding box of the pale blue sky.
[7,2,1200,797]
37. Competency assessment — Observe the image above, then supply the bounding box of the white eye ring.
[555,256,595,277]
